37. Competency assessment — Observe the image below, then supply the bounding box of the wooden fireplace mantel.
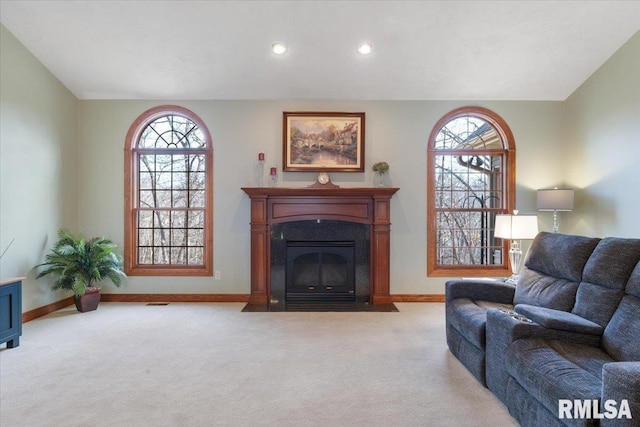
[241,186,399,306]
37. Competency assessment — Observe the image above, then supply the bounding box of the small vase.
[373,172,385,187]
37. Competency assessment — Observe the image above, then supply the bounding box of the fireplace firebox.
[286,241,355,301]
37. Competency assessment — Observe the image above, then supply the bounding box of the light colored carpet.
[0,303,518,427]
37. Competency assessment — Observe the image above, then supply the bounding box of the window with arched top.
[124,105,213,276]
[427,106,515,277]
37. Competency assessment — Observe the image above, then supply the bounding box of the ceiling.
[1,1,639,101]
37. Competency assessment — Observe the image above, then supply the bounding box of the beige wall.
[0,24,78,311]
[76,100,565,297]
[2,24,638,312]
[564,31,640,237]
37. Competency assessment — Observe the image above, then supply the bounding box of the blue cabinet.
[0,278,23,348]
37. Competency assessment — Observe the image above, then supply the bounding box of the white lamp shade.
[537,188,574,211]
[494,214,539,240]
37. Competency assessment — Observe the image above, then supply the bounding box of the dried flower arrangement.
[372,161,389,174]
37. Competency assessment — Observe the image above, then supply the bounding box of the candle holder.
[254,153,265,187]
[269,167,278,187]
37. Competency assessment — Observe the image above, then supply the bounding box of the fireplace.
[241,186,399,307]
[286,241,355,301]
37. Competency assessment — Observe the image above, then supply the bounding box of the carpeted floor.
[0,302,517,427]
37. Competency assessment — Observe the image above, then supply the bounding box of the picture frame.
[283,111,365,172]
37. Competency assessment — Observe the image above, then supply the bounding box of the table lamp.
[537,188,574,233]
[494,211,539,284]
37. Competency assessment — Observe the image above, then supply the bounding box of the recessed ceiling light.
[272,42,287,55]
[357,42,373,55]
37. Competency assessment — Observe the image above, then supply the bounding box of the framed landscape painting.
[283,112,365,172]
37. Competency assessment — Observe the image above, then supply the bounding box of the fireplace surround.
[241,186,399,308]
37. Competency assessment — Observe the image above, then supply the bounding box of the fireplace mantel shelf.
[241,186,399,197]
[242,186,399,306]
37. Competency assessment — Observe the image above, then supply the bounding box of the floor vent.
[146,302,170,306]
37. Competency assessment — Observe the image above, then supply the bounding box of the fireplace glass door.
[286,241,355,301]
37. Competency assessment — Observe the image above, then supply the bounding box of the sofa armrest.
[602,362,640,426]
[514,304,604,336]
[445,279,515,304]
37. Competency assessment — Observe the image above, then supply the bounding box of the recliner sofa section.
[445,232,600,386]
[445,232,640,427]
[487,236,640,404]
[504,259,640,427]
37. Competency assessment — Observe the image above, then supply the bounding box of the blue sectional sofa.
[445,232,640,427]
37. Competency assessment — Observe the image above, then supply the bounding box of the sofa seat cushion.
[447,298,513,350]
[507,338,614,414]
[514,304,604,335]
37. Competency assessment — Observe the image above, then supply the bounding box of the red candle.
[270,167,277,175]
[258,152,265,161]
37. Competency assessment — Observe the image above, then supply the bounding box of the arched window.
[427,106,515,277]
[124,105,213,276]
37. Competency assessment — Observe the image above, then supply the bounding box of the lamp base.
[552,210,559,233]
[507,240,523,285]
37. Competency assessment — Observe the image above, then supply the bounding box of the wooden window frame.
[427,106,515,277]
[124,105,213,276]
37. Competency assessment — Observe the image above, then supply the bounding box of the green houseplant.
[36,229,126,312]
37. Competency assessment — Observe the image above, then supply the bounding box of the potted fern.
[36,229,126,312]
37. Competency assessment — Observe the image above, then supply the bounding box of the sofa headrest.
[626,261,640,298]
[582,237,640,290]
[524,232,600,283]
